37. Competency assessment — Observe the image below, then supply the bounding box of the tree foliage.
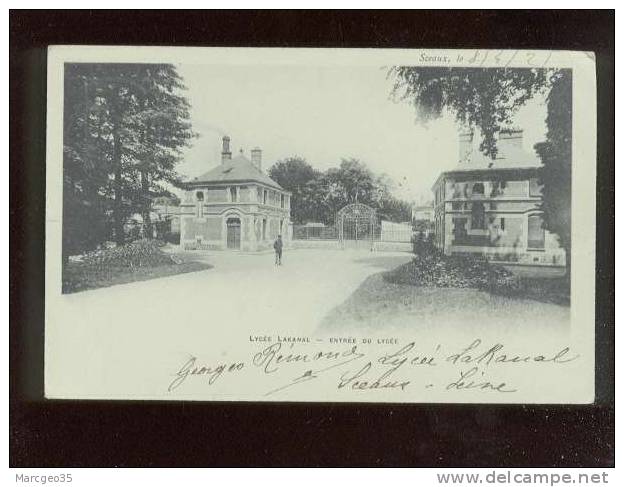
[268,157,322,224]
[268,156,320,190]
[389,67,550,158]
[63,63,196,257]
[534,69,572,267]
[269,157,412,225]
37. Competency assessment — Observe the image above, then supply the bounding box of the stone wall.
[205,188,227,202]
[239,187,252,203]
[292,240,341,250]
[380,221,412,242]
[374,241,413,252]
[491,216,523,247]
[446,179,530,199]
[182,217,222,241]
[269,218,279,239]
[451,245,566,266]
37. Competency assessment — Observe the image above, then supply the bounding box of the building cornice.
[431,166,541,191]
[184,179,291,194]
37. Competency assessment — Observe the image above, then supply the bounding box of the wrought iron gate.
[336,203,377,250]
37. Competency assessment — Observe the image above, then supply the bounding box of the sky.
[176,64,548,204]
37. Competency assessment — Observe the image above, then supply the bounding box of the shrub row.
[81,239,175,268]
[385,244,522,295]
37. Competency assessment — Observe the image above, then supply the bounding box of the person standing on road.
[273,234,283,265]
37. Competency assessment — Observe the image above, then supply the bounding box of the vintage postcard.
[45,47,596,403]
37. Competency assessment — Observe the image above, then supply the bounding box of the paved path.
[46,249,413,398]
[167,248,414,335]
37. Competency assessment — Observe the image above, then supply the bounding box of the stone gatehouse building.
[432,128,566,267]
[180,136,291,251]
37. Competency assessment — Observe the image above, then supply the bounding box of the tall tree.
[122,65,195,238]
[326,158,377,205]
[268,157,322,224]
[268,156,319,190]
[534,69,572,273]
[63,63,195,252]
[63,64,114,261]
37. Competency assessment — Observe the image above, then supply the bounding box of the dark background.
[10,10,614,467]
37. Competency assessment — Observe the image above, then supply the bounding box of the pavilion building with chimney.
[431,128,566,267]
[179,136,291,251]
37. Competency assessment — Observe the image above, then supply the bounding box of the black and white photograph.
[10,9,615,473]
[42,47,596,404]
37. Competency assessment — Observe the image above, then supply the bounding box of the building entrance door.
[226,217,241,249]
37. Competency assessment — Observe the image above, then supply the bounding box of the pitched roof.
[190,153,284,190]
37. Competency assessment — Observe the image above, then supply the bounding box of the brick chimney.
[251,147,262,171]
[458,130,474,164]
[221,136,232,164]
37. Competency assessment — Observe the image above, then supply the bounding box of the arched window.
[471,202,485,230]
[472,182,485,195]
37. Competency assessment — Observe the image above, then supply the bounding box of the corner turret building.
[180,136,291,251]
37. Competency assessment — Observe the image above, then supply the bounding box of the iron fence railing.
[293,225,338,240]
[293,223,415,243]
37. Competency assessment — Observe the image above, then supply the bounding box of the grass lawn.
[321,248,570,332]
[320,272,570,332]
[384,250,570,306]
[62,259,212,294]
[62,240,213,294]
